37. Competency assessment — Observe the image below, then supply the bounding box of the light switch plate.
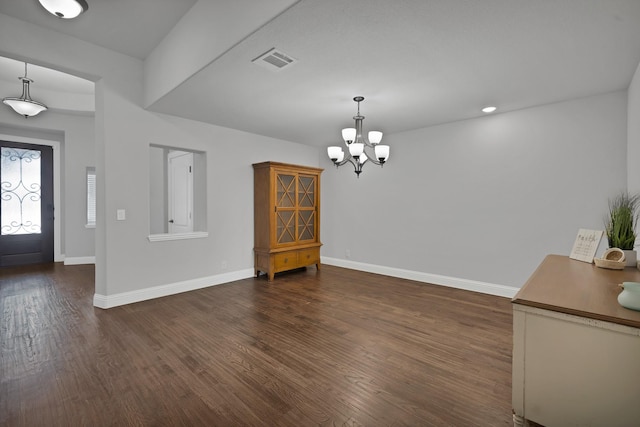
[117,209,126,220]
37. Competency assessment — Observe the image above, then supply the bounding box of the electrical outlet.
[345,249,351,259]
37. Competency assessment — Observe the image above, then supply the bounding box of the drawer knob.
[284,258,288,263]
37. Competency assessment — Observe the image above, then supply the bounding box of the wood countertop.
[512,254,640,328]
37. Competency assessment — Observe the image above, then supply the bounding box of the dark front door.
[0,141,54,267]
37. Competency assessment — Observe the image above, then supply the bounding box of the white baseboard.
[64,256,96,265]
[93,268,255,309]
[321,257,518,298]
[92,259,517,309]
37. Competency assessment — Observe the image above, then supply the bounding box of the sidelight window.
[86,167,96,227]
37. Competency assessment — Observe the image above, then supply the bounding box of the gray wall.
[629,60,640,195]
[321,91,629,288]
[149,146,168,234]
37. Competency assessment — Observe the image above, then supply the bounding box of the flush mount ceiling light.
[482,106,497,113]
[2,63,48,118]
[327,96,390,177]
[38,0,88,19]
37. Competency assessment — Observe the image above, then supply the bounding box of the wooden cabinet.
[512,255,640,427]
[253,162,323,281]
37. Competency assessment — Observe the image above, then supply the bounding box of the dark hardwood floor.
[1,263,513,426]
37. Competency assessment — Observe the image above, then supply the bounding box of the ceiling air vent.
[252,48,298,72]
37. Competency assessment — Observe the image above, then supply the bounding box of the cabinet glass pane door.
[276,173,296,244]
[1,147,42,235]
[298,210,315,241]
[276,210,295,244]
[297,175,316,241]
[274,172,317,245]
[298,175,315,207]
[276,174,295,207]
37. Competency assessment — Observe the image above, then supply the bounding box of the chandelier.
[38,0,89,19]
[327,96,390,177]
[2,63,48,118]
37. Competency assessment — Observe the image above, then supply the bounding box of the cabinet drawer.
[274,251,297,270]
[298,248,319,266]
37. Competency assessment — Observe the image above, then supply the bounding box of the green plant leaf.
[604,192,639,250]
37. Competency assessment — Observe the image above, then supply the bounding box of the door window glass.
[1,147,42,235]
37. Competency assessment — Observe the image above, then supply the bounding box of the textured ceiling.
[2,0,640,147]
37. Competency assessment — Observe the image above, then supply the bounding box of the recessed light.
[482,106,497,113]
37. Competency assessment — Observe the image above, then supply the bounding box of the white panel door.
[168,151,193,234]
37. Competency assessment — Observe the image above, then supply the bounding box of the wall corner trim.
[64,256,96,265]
[93,268,255,309]
[321,257,518,298]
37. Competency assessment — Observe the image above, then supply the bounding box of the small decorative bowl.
[594,258,625,270]
[604,248,626,262]
[594,248,626,270]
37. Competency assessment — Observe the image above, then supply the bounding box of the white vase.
[618,282,640,311]
[623,250,637,268]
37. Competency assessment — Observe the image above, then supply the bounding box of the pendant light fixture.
[2,63,48,118]
[38,0,89,19]
[327,96,390,177]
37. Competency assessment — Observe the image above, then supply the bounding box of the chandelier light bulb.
[327,146,343,162]
[375,145,390,163]
[349,143,364,158]
[342,128,356,143]
[368,131,383,144]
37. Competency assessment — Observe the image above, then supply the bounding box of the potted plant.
[605,192,640,267]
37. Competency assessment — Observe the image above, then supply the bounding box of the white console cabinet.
[512,255,640,427]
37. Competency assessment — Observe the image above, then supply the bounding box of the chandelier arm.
[360,136,375,148]
[348,157,360,174]
[330,144,380,167]
[341,155,363,176]
[330,149,365,173]
[329,145,355,167]
[362,145,383,166]
[346,157,358,168]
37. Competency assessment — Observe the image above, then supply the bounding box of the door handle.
[169,219,174,223]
